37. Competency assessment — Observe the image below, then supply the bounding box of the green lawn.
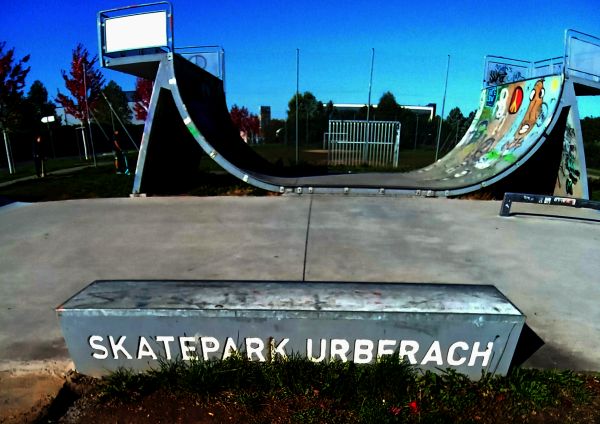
[1,148,599,202]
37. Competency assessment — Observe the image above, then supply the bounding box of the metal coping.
[57,280,523,317]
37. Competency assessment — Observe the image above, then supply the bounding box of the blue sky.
[2,0,599,119]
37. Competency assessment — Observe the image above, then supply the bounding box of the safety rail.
[483,29,600,88]
[174,45,226,82]
[565,29,600,83]
[483,56,531,87]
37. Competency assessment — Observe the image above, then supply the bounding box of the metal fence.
[326,120,401,168]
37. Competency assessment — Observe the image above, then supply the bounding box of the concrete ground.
[0,196,599,379]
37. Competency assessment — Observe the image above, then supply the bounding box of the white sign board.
[105,11,168,53]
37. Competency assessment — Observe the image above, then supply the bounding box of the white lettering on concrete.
[421,341,444,365]
[330,339,350,361]
[137,336,157,360]
[222,337,238,360]
[89,335,108,359]
[179,336,197,360]
[109,336,132,359]
[270,338,289,359]
[354,339,374,364]
[245,338,266,362]
[156,336,175,360]
[306,338,327,362]
[200,337,220,361]
[447,341,469,366]
[377,340,396,358]
[468,342,493,367]
[398,340,419,364]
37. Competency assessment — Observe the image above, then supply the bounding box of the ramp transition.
[97,6,597,197]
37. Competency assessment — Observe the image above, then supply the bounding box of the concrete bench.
[57,280,525,379]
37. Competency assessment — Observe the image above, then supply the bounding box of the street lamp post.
[435,55,451,161]
[295,48,299,165]
[41,115,56,158]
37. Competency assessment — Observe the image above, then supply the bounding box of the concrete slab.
[0,197,310,364]
[305,197,600,370]
[0,195,599,372]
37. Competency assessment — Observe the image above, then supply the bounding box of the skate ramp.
[137,53,572,196]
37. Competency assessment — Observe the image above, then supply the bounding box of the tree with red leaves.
[133,77,153,121]
[56,43,105,123]
[0,42,30,130]
[230,104,259,143]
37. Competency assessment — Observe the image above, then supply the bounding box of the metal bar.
[499,192,600,217]
[3,130,15,174]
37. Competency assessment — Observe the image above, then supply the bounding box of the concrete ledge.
[57,280,525,379]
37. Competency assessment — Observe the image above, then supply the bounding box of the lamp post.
[295,48,299,165]
[41,115,56,158]
[435,55,451,161]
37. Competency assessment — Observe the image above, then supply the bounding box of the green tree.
[375,91,400,121]
[21,80,56,131]
[94,80,132,127]
[0,42,30,132]
[286,91,329,146]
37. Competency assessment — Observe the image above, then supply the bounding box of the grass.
[1,148,599,202]
[89,355,600,423]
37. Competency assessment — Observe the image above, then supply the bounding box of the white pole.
[295,48,299,165]
[80,126,89,160]
[82,63,97,167]
[435,55,451,161]
[364,48,375,163]
[3,130,15,174]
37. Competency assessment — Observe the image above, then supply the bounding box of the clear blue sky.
[2,0,599,119]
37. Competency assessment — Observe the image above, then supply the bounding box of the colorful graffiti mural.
[554,110,584,197]
[415,75,563,188]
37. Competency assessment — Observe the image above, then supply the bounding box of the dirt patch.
[0,361,71,424]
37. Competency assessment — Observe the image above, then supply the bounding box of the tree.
[445,107,475,145]
[376,91,400,121]
[133,77,153,121]
[94,80,131,126]
[230,104,259,143]
[0,42,30,131]
[286,91,329,146]
[56,43,105,123]
[26,80,56,120]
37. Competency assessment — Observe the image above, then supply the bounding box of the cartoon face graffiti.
[517,80,545,136]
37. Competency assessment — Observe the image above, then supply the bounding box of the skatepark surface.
[1,195,599,373]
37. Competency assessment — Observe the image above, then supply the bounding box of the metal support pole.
[295,48,299,165]
[80,126,89,160]
[101,91,139,150]
[364,48,375,163]
[45,122,56,158]
[414,114,419,150]
[83,63,97,167]
[3,130,15,174]
[435,55,450,161]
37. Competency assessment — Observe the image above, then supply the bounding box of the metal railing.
[483,56,531,87]
[564,29,600,82]
[327,120,400,168]
[483,29,600,88]
[175,45,226,82]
